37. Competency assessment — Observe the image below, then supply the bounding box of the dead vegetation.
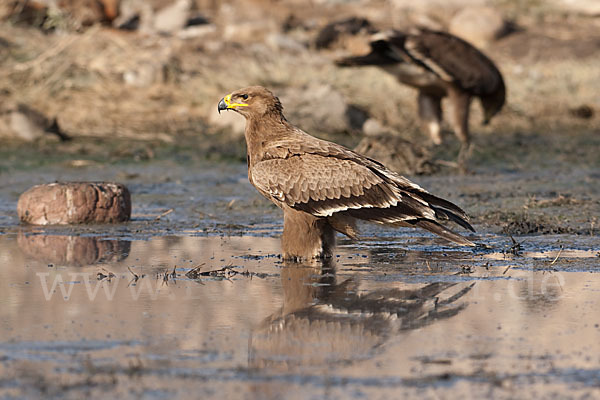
[0,0,598,152]
[185,263,269,280]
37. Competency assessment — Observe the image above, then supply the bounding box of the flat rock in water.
[18,182,131,225]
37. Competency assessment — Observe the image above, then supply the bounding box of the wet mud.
[0,136,599,399]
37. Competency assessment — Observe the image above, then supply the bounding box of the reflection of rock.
[249,261,473,370]
[18,182,131,225]
[17,233,131,266]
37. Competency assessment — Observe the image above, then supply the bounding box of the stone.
[18,182,131,225]
[354,135,437,175]
[362,118,390,137]
[279,84,367,135]
[449,6,508,48]
[4,104,69,141]
[17,234,131,266]
[153,0,191,35]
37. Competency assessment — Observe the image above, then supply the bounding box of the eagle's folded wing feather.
[250,153,438,222]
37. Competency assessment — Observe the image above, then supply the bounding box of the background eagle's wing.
[404,29,503,95]
[250,153,436,222]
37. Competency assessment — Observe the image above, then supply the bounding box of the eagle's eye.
[241,94,249,100]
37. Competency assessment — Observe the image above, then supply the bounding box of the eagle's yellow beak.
[218,94,249,114]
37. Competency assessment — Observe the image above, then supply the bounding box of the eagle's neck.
[244,113,291,167]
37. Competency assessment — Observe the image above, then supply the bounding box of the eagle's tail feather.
[413,219,476,247]
[431,206,475,232]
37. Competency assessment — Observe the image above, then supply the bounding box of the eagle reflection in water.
[249,260,474,370]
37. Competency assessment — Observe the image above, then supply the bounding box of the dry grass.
[0,0,598,144]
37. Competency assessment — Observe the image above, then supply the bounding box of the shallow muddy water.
[0,150,599,399]
[1,233,599,398]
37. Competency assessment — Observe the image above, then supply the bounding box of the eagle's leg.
[418,91,443,145]
[280,261,335,314]
[448,88,473,171]
[282,206,335,261]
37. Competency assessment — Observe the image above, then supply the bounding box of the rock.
[5,104,70,141]
[266,33,306,53]
[362,118,390,136]
[153,0,191,35]
[354,135,437,175]
[18,234,130,266]
[115,0,199,35]
[449,6,508,48]
[279,84,367,134]
[18,182,131,225]
[568,105,594,119]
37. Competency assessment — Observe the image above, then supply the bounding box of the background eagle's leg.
[448,88,473,171]
[282,206,335,261]
[418,91,443,145]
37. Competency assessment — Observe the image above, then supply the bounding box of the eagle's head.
[218,86,283,119]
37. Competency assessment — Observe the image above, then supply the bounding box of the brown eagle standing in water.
[218,86,475,261]
[336,28,506,167]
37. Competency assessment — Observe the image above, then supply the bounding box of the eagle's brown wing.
[250,154,422,218]
[403,29,503,95]
[250,144,475,246]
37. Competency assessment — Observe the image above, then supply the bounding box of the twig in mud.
[459,265,475,274]
[549,246,563,266]
[502,265,512,275]
[506,235,523,256]
[425,260,431,271]
[185,263,268,280]
[128,266,141,281]
[97,267,116,281]
[185,263,206,279]
[154,209,174,221]
[159,266,179,285]
[127,267,146,287]
[200,264,236,281]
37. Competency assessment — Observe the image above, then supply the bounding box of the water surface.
[1,232,599,399]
